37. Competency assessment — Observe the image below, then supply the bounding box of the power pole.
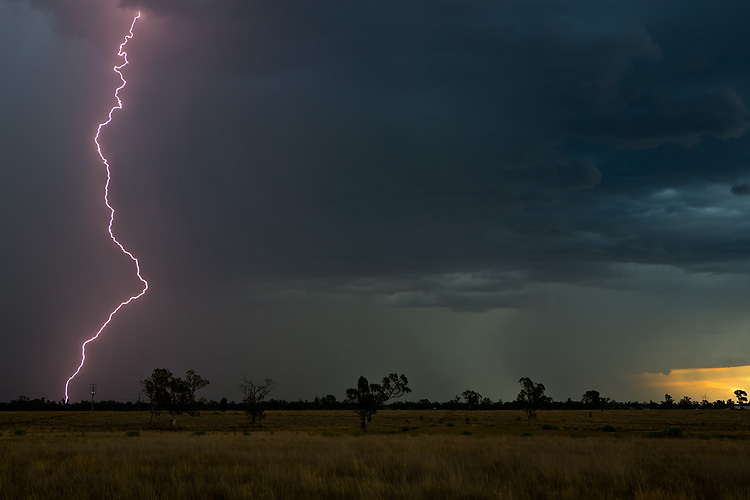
[90,383,97,412]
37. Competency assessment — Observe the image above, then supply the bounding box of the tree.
[663,394,674,408]
[581,390,601,410]
[318,394,338,409]
[734,389,748,406]
[240,377,274,425]
[678,396,693,408]
[141,368,172,422]
[517,377,551,422]
[462,389,483,410]
[141,368,210,427]
[346,373,410,431]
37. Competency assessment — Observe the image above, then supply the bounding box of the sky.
[2,0,750,405]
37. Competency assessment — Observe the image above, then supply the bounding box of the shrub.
[125,430,140,437]
[668,427,683,438]
[602,425,617,432]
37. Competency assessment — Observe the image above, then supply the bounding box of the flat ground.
[2,408,750,436]
[2,410,750,499]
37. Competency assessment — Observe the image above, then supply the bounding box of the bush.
[602,425,617,432]
[125,430,140,437]
[649,427,685,438]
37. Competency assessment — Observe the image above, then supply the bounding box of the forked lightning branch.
[64,12,148,403]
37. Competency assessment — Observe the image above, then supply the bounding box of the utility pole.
[90,383,97,412]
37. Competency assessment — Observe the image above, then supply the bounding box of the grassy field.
[2,409,750,499]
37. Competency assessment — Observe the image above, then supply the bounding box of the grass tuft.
[541,423,563,430]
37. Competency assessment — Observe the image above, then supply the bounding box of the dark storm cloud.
[101,0,750,301]
[8,0,133,40]
[574,88,748,149]
[6,0,750,307]
[4,0,750,402]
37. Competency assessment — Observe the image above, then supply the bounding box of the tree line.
[1,372,744,418]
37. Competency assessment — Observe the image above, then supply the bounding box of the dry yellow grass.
[2,410,750,499]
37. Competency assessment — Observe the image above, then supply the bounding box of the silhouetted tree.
[346,373,410,431]
[581,390,602,410]
[141,368,172,422]
[678,396,693,408]
[141,368,210,426]
[219,397,228,412]
[734,389,747,405]
[517,377,551,422]
[462,389,483,410]
[662,394,674,408]
[318,394,338,409]
[240,377,274,425]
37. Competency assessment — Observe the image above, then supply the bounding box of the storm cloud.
[2,0,750,403]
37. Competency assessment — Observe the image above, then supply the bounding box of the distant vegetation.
[1,393,738,412]
[1,370,742,414]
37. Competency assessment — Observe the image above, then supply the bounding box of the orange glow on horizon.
[641,366,750,402]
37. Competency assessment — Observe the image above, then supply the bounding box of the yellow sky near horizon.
[640,366,750,403]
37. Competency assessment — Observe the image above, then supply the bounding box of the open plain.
[2,409,750,499]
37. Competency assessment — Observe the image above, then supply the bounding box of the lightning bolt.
[64,12,146,403]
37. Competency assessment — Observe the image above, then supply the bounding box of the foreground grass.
[2,410,750,499]
[3,432,750,499]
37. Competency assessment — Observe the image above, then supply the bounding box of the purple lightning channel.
[64,12,147,403]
